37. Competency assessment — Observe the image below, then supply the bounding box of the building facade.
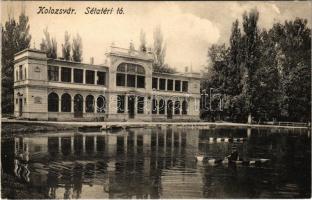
[13,47,201,121]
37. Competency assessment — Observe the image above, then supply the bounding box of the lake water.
[1,127,311,198]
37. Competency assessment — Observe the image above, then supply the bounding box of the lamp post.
[209,88,214,111]
[219,97,222,111]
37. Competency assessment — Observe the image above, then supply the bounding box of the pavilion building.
[13,46,201,121]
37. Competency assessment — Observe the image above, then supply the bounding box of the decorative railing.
[262,121,310,127]
[109,46,154,60]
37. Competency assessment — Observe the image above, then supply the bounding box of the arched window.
[97,95,106,113]
[116,63,145,88]
[174,101,180,115]
[137,66,145,74]
[48,92,59,112]
[152,99,157,114]
[182,100,188,115]
[86,95,94,113]
[159,99,165,114]
[117,63,126,72]
[61,93,71,112]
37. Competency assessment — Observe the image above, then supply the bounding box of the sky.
[1,1,311,72]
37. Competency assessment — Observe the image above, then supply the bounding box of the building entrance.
[74,94,83,118]
[167,100,173,119]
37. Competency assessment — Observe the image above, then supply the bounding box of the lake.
[1,126,311,198]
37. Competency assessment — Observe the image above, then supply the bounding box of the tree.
[152,25,176,73]
[15,11,32,51]
[62,31,71,60]
[241,9,261,123]
[1,11,31,114]
[274,18,311,122]
[253,29,281,121]
[40,27,57,59]
[201,10,311,123]
[227,20,243,96]
[221,20,246,122]
[72,33,83,62]
[201,44,231,120]
[139,29,147,52]
[153,25,165,68]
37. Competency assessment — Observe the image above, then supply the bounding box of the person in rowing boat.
[226,146,239,162]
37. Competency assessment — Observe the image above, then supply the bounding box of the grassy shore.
[1,119,309,139]
[1,122,76,138]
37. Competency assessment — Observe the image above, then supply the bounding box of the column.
[94,136,97,152]
[71,136,74,153]
[82,135,86,153]
[94,98,97,113]
[165,99,167,116]
[125,94,128,114]
[180,101,182,115]
[165,79,167,91]
[83,69,86,84]
[134,96,137,115]
[157,78,159,90]
[173,80,175,92]
[156,98,159,115]
[71,68,74,83]
[94,70,98,85]
[180,81,182,92]
[71,98,74,113]
[59,98,62,112]
[59,67,61,82]
[83,98,86,113]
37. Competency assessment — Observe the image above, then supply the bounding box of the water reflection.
[2,127,311,199]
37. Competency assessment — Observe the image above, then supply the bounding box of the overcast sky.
[2,1,311,72]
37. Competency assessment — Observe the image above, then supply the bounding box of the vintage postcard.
[1,1,311,199]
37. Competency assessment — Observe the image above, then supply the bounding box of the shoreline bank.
[1,118,309,137]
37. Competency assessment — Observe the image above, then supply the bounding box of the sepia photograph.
[1,1,311,199]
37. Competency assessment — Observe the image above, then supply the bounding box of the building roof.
[14,48,46,56]
[48,58,108,69]
[106,46,154,62]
